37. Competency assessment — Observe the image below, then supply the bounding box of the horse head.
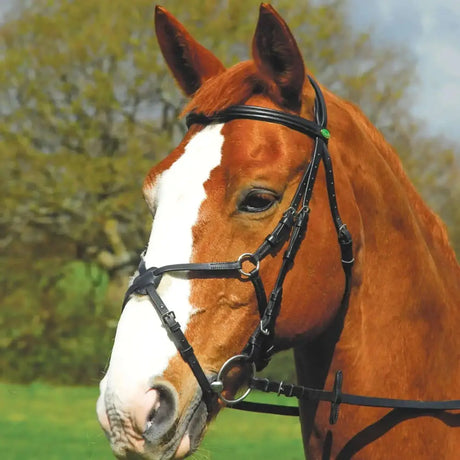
[97,4,362,458]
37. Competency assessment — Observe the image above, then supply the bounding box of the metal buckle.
[277,381,284,396]
[212,354,256,405]
[237,253,260,278]
[329,370,343,424]
[161,311,176,326]
[260,320,270,336]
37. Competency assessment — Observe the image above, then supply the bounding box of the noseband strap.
[122,258,266,412]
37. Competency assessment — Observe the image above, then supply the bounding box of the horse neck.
[293,87,460,458]
[326,101,460,397]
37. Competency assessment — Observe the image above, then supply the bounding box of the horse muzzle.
[97,380,208,459]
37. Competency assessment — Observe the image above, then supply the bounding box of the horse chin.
[142,393,208,460]
[173,435,190,459]
[175,398,209,459]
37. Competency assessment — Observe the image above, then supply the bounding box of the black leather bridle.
[122,76,460,422]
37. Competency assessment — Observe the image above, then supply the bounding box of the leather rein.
[122,76,460,422]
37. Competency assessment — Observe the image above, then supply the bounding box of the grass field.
[1,382,304,459]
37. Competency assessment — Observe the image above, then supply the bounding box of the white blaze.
[101,124,224,403]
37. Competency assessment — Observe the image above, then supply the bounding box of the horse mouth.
[143,391,208,460]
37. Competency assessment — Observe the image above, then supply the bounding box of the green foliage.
[0,0,458,385]
[0,0,174,269]
[0,258,116,384]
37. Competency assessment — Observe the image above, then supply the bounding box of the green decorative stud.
[321,128,331,140]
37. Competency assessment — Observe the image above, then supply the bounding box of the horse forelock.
[181,60,315,117]
[181,61,259,116]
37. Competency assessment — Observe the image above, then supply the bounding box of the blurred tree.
[0,257,115,383]
[1,0,458,267]
[0,0,180,272]
[0,0,457,383]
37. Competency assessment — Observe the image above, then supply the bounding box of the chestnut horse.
[97,4,460,459]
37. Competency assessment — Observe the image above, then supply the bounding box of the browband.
[186,105,330,142]
[186,76,330,143]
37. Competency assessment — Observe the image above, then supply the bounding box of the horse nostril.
[143,382,178,442]
[145,396,164,429]
[146,415,153,430]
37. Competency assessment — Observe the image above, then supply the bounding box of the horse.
[96,4,460,459]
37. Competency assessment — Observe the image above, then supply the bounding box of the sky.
[0,0,459,142]
[347,0,460,142]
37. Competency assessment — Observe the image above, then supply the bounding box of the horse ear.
[155,6,225,96]
[252,3,305,111]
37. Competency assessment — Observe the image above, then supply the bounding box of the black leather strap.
[123,263,218,411]
[239,99,339,371]
[122,256,266,411]
[231,400,299,416]
[186,105,328,142]
[144,285,216,407]
[229,371,460,420]
[250,274,268,317]
[123,261,245,310]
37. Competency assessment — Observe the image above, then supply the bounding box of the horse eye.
[238,189,279,213]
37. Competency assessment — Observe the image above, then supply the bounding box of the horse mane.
[336,96,458,268]
[182,60,457,268]
[181,61,260,115]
